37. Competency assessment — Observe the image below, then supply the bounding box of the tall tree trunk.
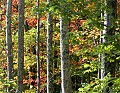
[6,0,13,92]
[101,0,117,92]
[36,0,40,92]
[102,0,117,78]
[17,0,24,92]
[47,0,54,93]
[60,9,72,93]
[98,0,103,79]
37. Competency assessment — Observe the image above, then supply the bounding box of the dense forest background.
[0,0,120,93]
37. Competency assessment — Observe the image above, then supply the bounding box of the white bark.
[101,0,116,92]
[60,15,72,93]
[101,0,116,79]
[36,0,40,92]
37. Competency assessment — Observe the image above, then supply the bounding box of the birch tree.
[101,0,117,92]
[36,0,40,92]
[47,0,54,93]
[101,0,116,78]
[60,2,72,93]
[17,0,24,92]
[6,0,13,92]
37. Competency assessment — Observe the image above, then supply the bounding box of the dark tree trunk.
[60,3,72,92]
[17,0,24,92]
[47,0,54,93]
[6,0,13,92]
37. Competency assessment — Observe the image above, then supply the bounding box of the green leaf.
[84,63,90,68]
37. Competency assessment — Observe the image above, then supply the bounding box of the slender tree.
[6,0,13,92]
[97,0,103,79]
[101,0,117,78]
[36,0,40,92]
[60,3,72,93]
[17,0,24,92]
[101,0,117,92]
[46,0,54,93]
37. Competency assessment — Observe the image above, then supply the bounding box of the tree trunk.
[60,12,72,93]
[98,1,103,79]
[101,0,117,92]
[6,0,13,92]
[47,0,54,93]
[102,0,117,78]
[36,0,40,92]
[17,0,24,92]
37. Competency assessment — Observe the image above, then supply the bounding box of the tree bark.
[47,0,54,93]
[102,0,117,78]
[17,0,24,92]
[101,0,117,92]
[36,0,40,92]
[60,10,72,93]
[6,0,13,92]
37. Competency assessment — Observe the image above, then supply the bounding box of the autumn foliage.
[0,0,120,92]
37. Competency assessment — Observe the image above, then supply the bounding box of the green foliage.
[78,74,120,93]
[24,28,36,48]
[0,69,17,92]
